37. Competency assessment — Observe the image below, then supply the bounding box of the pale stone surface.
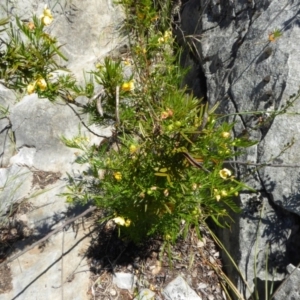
[0,165,33,220]
[0,85,16,168]
[112,272,136,291]
[273,264,300,300]
[10,94,85,173]
[5,224,92,300]
[162,276,202,300]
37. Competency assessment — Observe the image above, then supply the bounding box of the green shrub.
[62,0,256,243]
[0,2,256,244]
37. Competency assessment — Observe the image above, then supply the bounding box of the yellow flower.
[129,144,138,154]
[40,6,53,26]
[113,216,131,227]
[214,189,221,201]
[219,168,232,179]
[113,216,125,226]
[36,78,47,91]
[164,189,169,197]
[221,132,230,138]
[121,80,134,92]
[221,190,228,197]
[27,82,36,94]
[113,172,122,181]
[125,219,131,227]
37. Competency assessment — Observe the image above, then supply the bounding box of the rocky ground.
[0,205,227,300]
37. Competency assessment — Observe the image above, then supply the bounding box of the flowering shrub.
[62,0,256,243]
[0,3,256,244]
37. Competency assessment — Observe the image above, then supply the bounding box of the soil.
[86,221,227,300]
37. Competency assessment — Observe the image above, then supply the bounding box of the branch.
[0,206,97,268]
[65,102,110,138]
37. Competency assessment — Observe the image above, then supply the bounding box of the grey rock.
[0,165,33,221]
[0,118,15,168]
[178,0,300,298]
[113,272,136,291]
[10,94,101,173]
[272,264,300,300]
[162,276,202,300]
[0,84,16,167]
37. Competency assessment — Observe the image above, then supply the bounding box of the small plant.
[0,6,93,101]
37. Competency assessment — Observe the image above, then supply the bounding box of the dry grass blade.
[207,226,251,299]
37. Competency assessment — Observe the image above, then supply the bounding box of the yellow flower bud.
[158,37,165,44]
[221,190,228,197]
[221,132,230,138]
[27,82,36,94]
[121,80,134,92]
[113,172,122,181]
[129,144,138,154]
[164,234,171,240]
[214,189,221,201]
[192,183,197,190]
[36,78,47,91]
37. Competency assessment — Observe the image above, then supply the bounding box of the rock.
[0,165,33,221]
[0,85,16,168]
[134,288,156,300]
[178,0,300,297]
[272,264,300,299]
[112,272,136,291]
[109,288,117,296]
[10,95,85,173]
[162,276,202,300]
